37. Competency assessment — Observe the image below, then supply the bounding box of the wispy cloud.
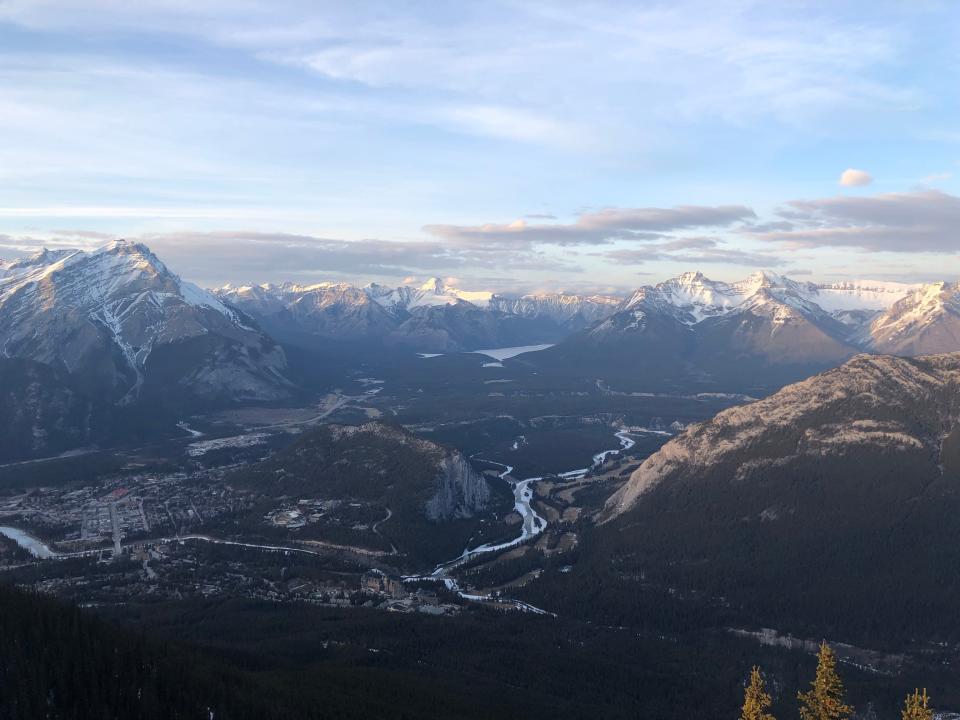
[425,204,756,247]
[603,237,785,267]
[0,2,958,286]
[751,190,960,253]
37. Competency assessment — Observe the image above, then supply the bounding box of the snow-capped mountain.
[860,281,960,355]
[218,278,619,351]
[0,240,290,405]
[0,248,76,280]
[538,270,949,393]
[220,282,399,340]
[488,292,621,330]
[366,277,494,314]
[221,277,495,321]
[613,271,916,329]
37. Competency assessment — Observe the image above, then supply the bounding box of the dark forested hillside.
[547,353,960,649]
[0,584,300,720]
[227,422,511,567]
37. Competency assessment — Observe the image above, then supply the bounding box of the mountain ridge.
[0,240,290,407]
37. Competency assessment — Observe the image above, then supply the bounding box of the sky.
[1,0,959,293]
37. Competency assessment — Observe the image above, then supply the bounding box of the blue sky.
[1,0,958,292]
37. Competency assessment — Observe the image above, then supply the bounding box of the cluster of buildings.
[360,570,455,615]
[0,470,257,555]
[264,499,339,529]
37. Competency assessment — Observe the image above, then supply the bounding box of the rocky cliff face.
[425,451,492,521]
[327,422,492,520]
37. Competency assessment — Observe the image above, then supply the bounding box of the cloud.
[130,231,578,285]
[602,237,785,267]
[839,168,873,187]
[51,229,118,240]
[0,228,580,286]
[434,105,579,146]
[752,190,960,253]
[424,204,756,247]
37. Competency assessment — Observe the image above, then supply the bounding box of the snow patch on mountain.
[0,240,288,403]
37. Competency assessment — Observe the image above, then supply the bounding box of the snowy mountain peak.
[420,276,446,293]
[863,280,960,355]
[675,270,708,285]
[0,241,287,403]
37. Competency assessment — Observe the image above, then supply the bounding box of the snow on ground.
[177,421,204,437]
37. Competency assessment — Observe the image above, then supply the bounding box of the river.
[409,427,658,611]
[0,526,59,559]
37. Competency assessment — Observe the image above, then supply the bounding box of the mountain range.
[217,278,621,352]
[535,270,960,392]
[1,240,958,418]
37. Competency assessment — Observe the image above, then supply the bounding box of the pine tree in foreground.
[797,642,854,720]
[901,688,933,720]
[740,666,776,720]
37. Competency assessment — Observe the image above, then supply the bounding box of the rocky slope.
[863,281,960,356]
[0,358,115,461]
[0,241,290,406]
[591,351,960,641]
[607,352,960,515]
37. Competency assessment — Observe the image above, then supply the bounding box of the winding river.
[0,526,59,559]
[410,428,652,611]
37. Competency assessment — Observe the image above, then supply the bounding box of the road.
[371,508,398,554]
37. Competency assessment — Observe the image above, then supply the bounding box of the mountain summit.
[535,270,956,392]
[0,240,289,405]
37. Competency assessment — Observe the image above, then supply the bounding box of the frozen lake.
[418,344,554,362]
[469,344,554,361]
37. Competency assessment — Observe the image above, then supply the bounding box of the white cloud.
[839,168,873,187]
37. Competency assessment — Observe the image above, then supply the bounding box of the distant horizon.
[2,2,959,290]
[1,237,947,297]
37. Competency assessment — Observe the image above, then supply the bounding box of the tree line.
[741,642,935,720]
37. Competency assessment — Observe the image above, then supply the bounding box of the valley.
[7,7,960,716]
[1,240,959,717]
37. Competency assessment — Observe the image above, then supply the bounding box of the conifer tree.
[740,666,775,720]
[797,642,853,720]
[901,688,933,720]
